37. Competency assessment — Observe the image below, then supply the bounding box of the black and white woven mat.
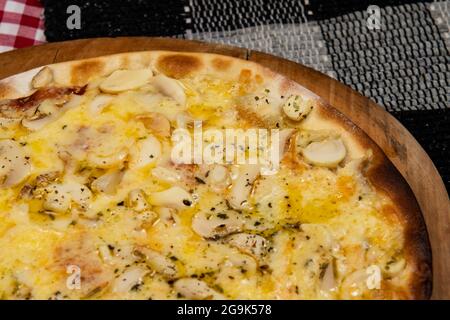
[41,0,450,190]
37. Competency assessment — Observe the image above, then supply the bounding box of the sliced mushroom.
[91,169,124,194]
[21,171,60,199]
[136,210,159,228]
[151,74,186,105]
[129,135,161,168]
[0,139,31,188]
[21,116,55,131]
[113,266,149,293]
[21,100,59,131]
[87,148,128,169]
[340,269,369,299]
[63,94,84,110]
[228,164,260,210]
[206,165,231,191]
[191,210,243,240]
[54,232,113,297]
[135,247,178,279]
[22,97,82,131]
[153,207,178,226]
[31,66,53,89]
[136,112,171,138]
[302,138,346,168]
[282,94,314,121]
[149,186,193,209]
[98,244,114,263]
[383,258,406,277]
[174,278,225,300]
[151,166,182,184]
[126,189,149,212]
[89,94,113,114]
[0,117,21,129]
[99,69,153,94]
[320,261,337,292]
[44,181,92,213]
[227,233,268,261]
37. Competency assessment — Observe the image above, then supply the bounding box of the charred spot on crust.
[239,69,252,84]
[71,60,105,85]
[156,54,203,79]
[211,57,232,71]
[120,56,130,69]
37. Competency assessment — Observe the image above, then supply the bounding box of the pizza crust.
[0,51,432,299]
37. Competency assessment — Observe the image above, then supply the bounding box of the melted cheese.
[0,70,412,300]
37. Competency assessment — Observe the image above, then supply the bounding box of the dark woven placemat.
[41,0,450,191]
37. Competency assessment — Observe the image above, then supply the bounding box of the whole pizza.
[0,51,431,299]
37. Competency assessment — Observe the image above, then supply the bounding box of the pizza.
[0,51,431,299]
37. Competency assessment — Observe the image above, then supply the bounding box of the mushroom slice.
[135,247,178,279]
[282,94,314,121]
[0,139,31,188]
[302,138,346,168]
[136,112,171,138]
[22,97,82,132]
[136,210,159,228]
[89,94,113,114]
[113,266,149,293]
[151,166,182,184]
[174,278,225,300]
[99,69,153,94]
[126,189,149,212]
[227,233,268,261]
[191,210,243,240]
[149,186,193,209]
[340,269,372,299]
[129,135,161,168]
[87,148,128,169]
[151,74,186,106]
[228,164,260,210]
[320,260,337,292]
[44,181,92,213]
[383,258,406,277]
[21,100,60,131]
[91,169,124,194]
[0,117,21,129]
[206,165,230,191]
[21,116,56,131]
[31,66,53,89]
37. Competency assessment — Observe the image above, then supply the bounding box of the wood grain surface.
[0,37,448,299]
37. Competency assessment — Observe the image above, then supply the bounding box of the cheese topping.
[0,66,412,300]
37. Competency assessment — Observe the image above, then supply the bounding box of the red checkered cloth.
[0,0,45,53]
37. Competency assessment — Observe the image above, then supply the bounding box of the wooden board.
[0,37,449,299]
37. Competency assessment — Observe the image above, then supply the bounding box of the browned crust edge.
[316,102,432,299]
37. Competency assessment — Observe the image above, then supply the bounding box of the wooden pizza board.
[0,37,448,299]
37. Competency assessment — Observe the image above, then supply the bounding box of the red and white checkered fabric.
[0,0,45,53]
